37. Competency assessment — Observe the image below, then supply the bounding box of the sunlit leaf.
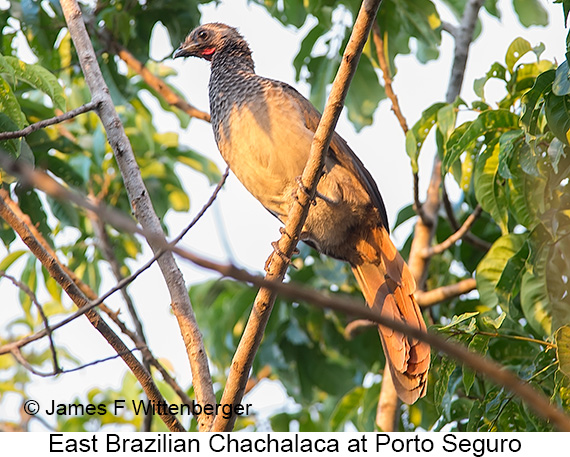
[476,233,527,309]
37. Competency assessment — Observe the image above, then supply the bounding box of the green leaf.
[47,196,80,227]
[505,37,532,74]
[497,129,523,179]
[171,147,221,185]
[393,203,416,230]
[512,0,549,28]
[3,56,66,112]
[545,92,570,145]
[474,62,507,101]
[506,162,544,229]
[440,312,480,330]
[521,70,555,134]
[520,270,551,337]
[555,325,570,379]
[0,250,27,272]
[345,56,385,131]
[0,75,26,128]
[15,186,52,247]
[433,357,456,410]
[444,109,520,173]
[476,233,527,309]
[293,23,326,80]
[495,240,530,303]
[474,142,508,234]
[406,102,446,173]
[0,113,21,156]
[463,335,490,395]
[553,61,570,96]
[330,386,365,431]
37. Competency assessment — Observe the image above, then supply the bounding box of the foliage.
[0,0,569,433]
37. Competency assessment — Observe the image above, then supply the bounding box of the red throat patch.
[202,47,216,56]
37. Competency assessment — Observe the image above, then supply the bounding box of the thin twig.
[0,271,60,375]
[372,23,408,133]
[372,22,428,226]
[422,205,483,257]
[442,186,492,251]
[210,0,385,432]
[99,29,211,123]
[0,101,98,140]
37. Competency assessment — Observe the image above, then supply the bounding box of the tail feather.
[351,226,430,404]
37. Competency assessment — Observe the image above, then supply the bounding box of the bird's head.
[174,23,251,63]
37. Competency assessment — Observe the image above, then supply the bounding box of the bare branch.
[100,29,211,123]
[60,0,215,428]
[372,23,408,133]
[0,101,98,140]
[372,22,428,226]
[415,278,477,307]
[377,366,400,432]
[446,0,486,103]
[442,186,492,251]
[210,0,385,432]
[0,271,60,375]
[441,21,458,38]
[422,205,483,257]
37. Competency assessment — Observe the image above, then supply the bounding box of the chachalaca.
[174,23,430,404]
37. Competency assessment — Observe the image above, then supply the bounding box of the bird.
[174,23,430,404]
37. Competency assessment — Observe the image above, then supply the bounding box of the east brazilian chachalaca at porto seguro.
[175,23,430,404]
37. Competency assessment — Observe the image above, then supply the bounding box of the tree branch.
[372,22,428,227]
[210,0,384,432]
[442,186,492,251]
[60,0,215,429]
[415,278,477,307]
[422,205,483,257]
[0,101,98,140]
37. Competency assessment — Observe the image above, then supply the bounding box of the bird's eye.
[198,30,208,40]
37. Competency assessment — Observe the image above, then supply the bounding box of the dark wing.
[277,81,390,232]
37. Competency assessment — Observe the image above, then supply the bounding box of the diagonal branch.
[99,29,211,123]
[210,0,384,432]
[372,22,428,226]
[0,101,98,140]
[422,204,483,257]
[60,0,215,429]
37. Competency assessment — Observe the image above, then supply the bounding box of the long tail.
[351,226,430,404]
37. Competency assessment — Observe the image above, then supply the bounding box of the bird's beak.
[173,43,197,59]
[173,46,189,59]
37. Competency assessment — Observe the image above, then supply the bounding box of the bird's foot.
[295,176,317,206]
